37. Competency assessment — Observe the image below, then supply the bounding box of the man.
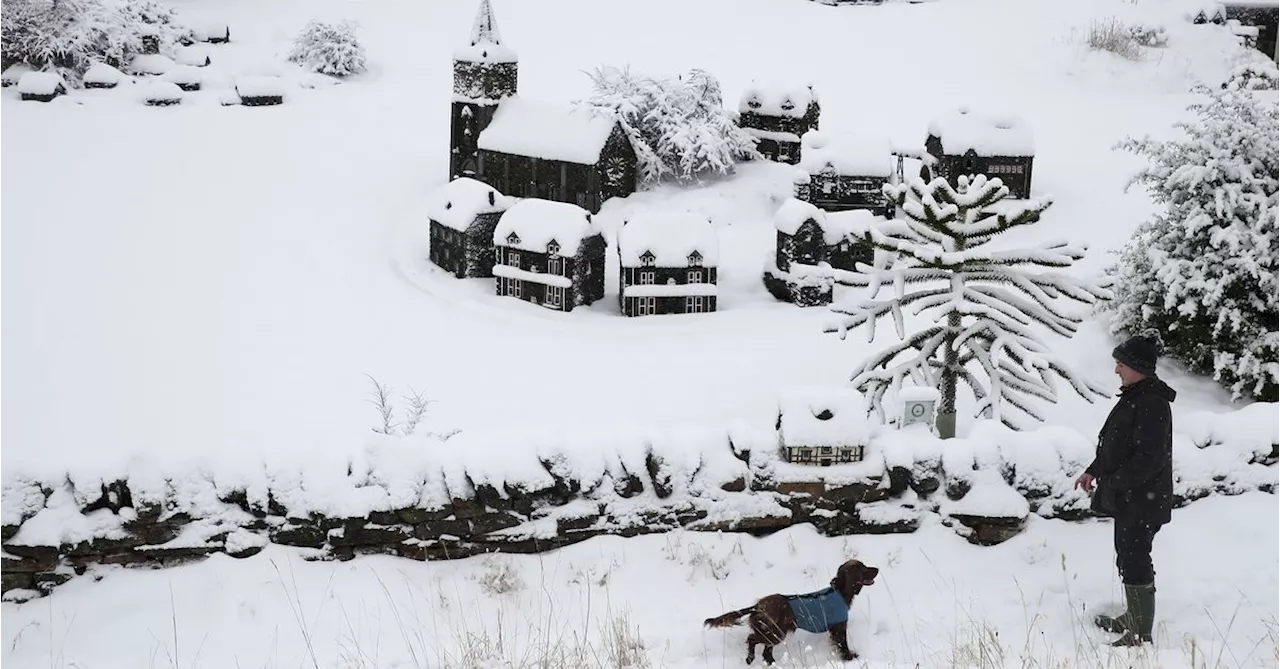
[1073,333,1176,647]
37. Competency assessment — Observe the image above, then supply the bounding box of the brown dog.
[704,559,879,665]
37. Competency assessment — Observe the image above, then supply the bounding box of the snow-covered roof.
[493,199,599,256]
[17,72,65,96]
[454,0,518,64]
[777,387,870,448]
[799,132,892,178]
[478,98,620,165]
[617,212,719,268]
[775,199,882,245]
[236,76,285,98]
[738,82,817,118]
[176,46,211,67]
[84,63,124,86]
[143,81,183,102]
[130,54,174,76]
[2,64,35,87]
[192,20,230,42]
[927,107,1035,157]
[427,177,513,232]
[164,65,202,86]
[1219,0,1279,7]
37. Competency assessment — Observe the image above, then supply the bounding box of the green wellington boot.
[1109,583,1155,646]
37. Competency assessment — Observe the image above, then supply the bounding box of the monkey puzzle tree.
[829,175,1113,437]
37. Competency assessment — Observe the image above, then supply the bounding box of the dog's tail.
[704,606,754,628]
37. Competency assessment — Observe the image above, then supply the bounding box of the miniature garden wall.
[3,403,1276,599]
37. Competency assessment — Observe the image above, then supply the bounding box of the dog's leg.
[762,644,776,665]
[745,633,761,665]
[828,621,856,661]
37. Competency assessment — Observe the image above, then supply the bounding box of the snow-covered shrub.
[582,66,759,186]
[829,175,1113,435]
[1128,23,1168,48]
[286,20,366,77]
[477,555,524,595]
[1109,87,1279,402]
[1223,60,1280,91]
[83,61,123,87]
[1085,18,1143,60]
[1,0,188,82]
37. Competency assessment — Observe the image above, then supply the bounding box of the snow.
[775,197,879,245]
[492,263,572,288]
[453,0,518,64]
[493,199,598,255]
[176,46,211,67]
[16,72,64,96]
[777,386,870,448]
[774,197,825,236]
[944,468,1032,519]
[621,282,719,297]
[191,20,230,42]
[1,64,35,87]
[898,386,941,403]
[129,54,174,76]
[617,211,719,267]
[743,128,801,143]
[427,177,512,232]
[477,97,619,165]
[142,81,183,103]
[799,131,893,178]
[235,75,285,98]
[738,81,816,118]
[83,63,125,87]
[928,107,1036,157]
[163,65,202,87]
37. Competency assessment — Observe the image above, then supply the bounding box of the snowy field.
[3,493,1277,668]
[2,0,1277,665]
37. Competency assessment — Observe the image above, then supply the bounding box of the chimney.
[488,190,495,206]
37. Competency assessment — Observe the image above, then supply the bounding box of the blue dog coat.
[785,587,848,633]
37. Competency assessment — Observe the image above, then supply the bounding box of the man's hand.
[1074,472,1095,492]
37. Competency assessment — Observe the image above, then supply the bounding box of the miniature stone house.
[796,131,895,216]
[428,177,513,279]
[777,387,870,466]
[1221,1,1279,60]
[763,198,877,307]
[450,0,638,213]
[923,107,1035,199]
[736,82,820,164]
[617,212,719,316]
[491,199,606,312]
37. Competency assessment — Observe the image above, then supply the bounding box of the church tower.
[450,0,518,180]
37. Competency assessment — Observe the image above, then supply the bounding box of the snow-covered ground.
[3,493,1277,668]
[2,0,1276,665]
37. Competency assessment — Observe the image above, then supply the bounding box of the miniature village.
[430,0,1046,318]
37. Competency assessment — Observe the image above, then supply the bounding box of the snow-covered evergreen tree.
[1108,86,1278,402]
[829,175,1112,436]
[287,20,366,77]
[581,66,758,186]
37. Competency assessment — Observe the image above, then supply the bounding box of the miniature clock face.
[910,403,926,418]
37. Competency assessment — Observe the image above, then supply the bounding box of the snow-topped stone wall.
[2,404,1275,599]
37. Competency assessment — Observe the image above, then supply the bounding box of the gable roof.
[799,132,892,178]
[777,387,870,448]
[617,212,719,268]
[427,177,513,232]
[738,81,818,118]
[478,97,622,165]
[493,199,599,255]
[927,107,1035,157]
[775,198,882,245]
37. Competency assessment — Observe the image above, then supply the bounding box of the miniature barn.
[796,131,895,216]
[492,199,606,312]
[428,177,513,279]
[924,108,1035,199]
[764,198,876,307]
[617,212,719,316]
[736,82,821,164]
[1221,0,1280,61]
[17,72,66,102]
[450,0,638,214]
[776,387,870,466]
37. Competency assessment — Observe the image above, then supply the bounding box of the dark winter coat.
[1086,377,1177,525]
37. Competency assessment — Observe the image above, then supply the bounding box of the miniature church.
[449,0,639,214]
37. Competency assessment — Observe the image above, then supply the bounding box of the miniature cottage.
[736,82,820,164]
[236,76,284,106]
[797,132,895,216]
[144,81,183,106]
[450,0,637,214]
[83,63,125,89]
[777,387,870,466]
[17,72,66,102]
[924,107,1035,199]
[617,212,719,316]
[764,198,876,307]
[492,199,606,311]
[428,177,513,279]
[1221,1,1279,60]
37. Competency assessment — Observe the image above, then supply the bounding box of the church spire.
[470,0,504,48]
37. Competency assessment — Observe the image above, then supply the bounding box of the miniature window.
[688,251,703,267]
[821,446,833,454]
[549,257,561,275]
[639,271,655,285]
[512,279,523,299]
[507,232,521,245]
[780,98,795,112]
[746,95,761,110]
[548,286,562,307]
[799,448,813,458]
[509,251,520,266]
[547,240,560,256]
[640,252,656,267]
[685,296,697,312]
[687,270,702,284]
